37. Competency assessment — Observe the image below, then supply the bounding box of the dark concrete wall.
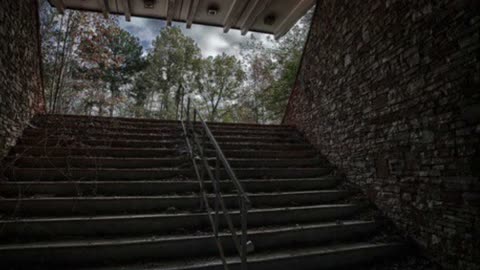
[0,0,44,158]
[284,0,479,268]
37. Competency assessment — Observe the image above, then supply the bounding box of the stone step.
[154,242,406,270]
[0,177,340,197]
[18,137,310,151]
[24,125,297,138]
[216,149,318,159]
[220,158,326,168]
[18,137,184,149]
[23,129,183,142]
[7,156,324,169]
[34,120,295,133]
[212,128,299,137]
[5,167,193,181]
[34,114,180,125]
[7,156,188,169]
[24,126,182,136]
[0,190,352,216]
[212,142,311,151]
[215,135,303,144]
[198,123,295,132]
[34,114,293,130]
[10,146,181,158]
[5,167,332,181]
[33,120,182,130]
[0,221,379,267]
[22,129,303,144]
[0,204,362,239]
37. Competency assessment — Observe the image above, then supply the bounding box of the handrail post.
[186,97,191,124]
[240,197,248,270]
[214,154,220,239]
[186,98,191,138]
[193,109,197,126]
[199,148,206,211]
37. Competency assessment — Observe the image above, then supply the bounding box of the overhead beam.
[237,0,259,30]
[98,0,110,19]
[175,0,184,18]
[186,0,199,29]
[122,0,131,22]
[274,0,314,40]
[223,0,248,33]
[166,0,183,26]
[180,0,192,19]
[238,0,271,35]
[166,0,175,26]
[52,0,65,14]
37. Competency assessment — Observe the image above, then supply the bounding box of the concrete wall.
[284,0,479,269]
[0,0,45,158]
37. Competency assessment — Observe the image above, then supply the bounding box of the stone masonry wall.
[0,0,45,159]
[284,0,479,269]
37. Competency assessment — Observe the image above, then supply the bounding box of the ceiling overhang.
[48,0,315,39]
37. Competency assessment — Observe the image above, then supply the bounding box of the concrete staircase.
[0,114,407,269]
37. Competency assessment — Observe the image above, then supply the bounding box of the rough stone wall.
[284,0,479,269]
[0,0,45,159]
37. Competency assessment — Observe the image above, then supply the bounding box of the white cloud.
[119,17,165,50]
[118,17,272,57]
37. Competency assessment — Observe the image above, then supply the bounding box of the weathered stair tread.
[178,242,406,270]
[34,114,294,130]
[17,138,309,151]
[0,204,363,234]
[35,114,293,129]
[23,130,183,141]
[31,120,295,131]
[5,167,193,181]
[213,135,302,142]
[25,127,182,136]
[216,149,318,158]
[10,146,317,159]
[11,146,180,158]
[18,138,184,148]
[35,114,181,123]
[23,125,295,137]
[0,220,377,248]
[5,167,332,181]
[0,177,341,196]
[215,157,325,166]
[30,123,295,133]
[0,203,362,224]
[22,130,302,143]
[77,242,406,270]
[8,156,324,168]
[0,221,382,266]
[209,142,311,151]
[0,189,350,200]
[0,190,353,216]
[7,156,187,168]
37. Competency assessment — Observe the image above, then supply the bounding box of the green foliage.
[194,54,245,121]
[77,20,144,116]
[133,27,201,119]
[40,0,144,116]
[236,9,312,123]
[40,1,85,113]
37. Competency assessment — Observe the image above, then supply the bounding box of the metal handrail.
[180,97,251,270]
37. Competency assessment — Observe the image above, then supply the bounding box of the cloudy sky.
[118,17,271,57]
